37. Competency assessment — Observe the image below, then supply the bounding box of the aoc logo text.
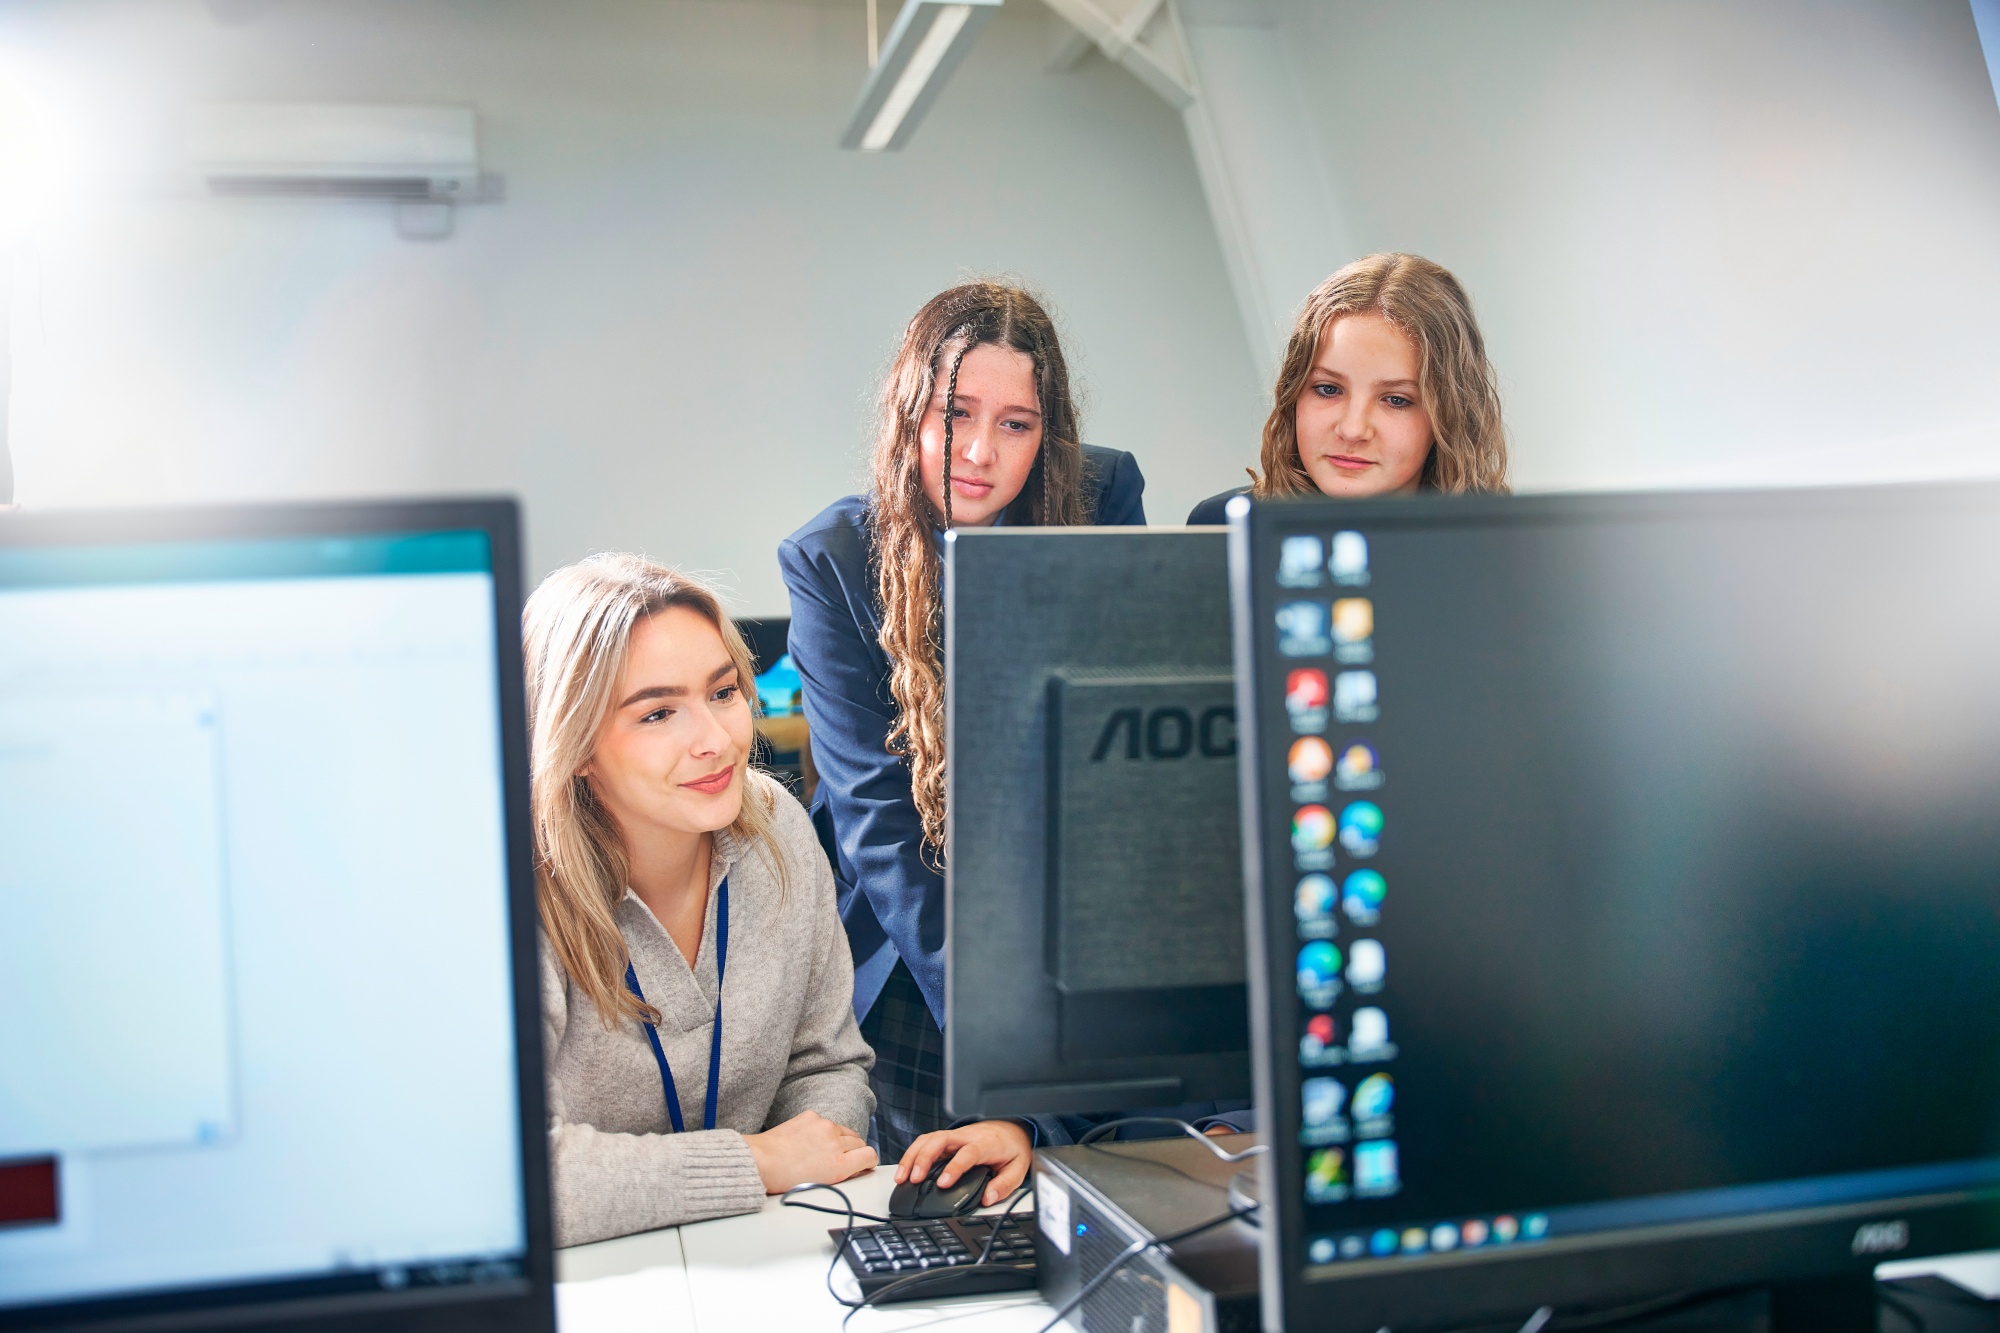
[1090,706,1236,761]
[1851,1220,1909,1255]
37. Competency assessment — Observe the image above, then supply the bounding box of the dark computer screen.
[1232,485,2000,1330]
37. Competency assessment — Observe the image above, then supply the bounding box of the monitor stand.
[1768,1274,1875,1333]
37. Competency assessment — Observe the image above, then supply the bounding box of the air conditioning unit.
[187,103,488,236]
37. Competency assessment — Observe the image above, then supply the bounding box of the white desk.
[556,1168,1061,1333]
[553,1167,2000,1333]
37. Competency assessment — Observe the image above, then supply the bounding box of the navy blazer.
[777,445,1148,1025]
[1185,486,1250,525]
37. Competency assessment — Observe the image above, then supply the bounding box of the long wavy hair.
[522,553,785,1029]
[869,282,1093,858]
[1256,252,1510,496]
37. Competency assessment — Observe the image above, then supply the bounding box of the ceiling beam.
[1037,0,1194,106]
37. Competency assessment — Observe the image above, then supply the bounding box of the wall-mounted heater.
[186,103,490,239]
[839,0,1001,151]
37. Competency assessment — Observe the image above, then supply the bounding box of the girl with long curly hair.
[777,282,1146,1190]
[1188,251,1510,521]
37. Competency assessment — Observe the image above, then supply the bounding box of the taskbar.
[1305,1156,2000,1279]
[1,1251,530,1329]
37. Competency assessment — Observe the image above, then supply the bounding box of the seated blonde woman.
[525,553,876,1246]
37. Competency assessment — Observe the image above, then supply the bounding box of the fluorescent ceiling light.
[840,0,1001,152]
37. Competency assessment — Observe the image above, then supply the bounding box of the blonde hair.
[869,282,1092,859]
[522,553,785,1029]
[1257,252,1509,497]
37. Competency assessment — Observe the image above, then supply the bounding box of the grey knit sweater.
[541,774,875,1246]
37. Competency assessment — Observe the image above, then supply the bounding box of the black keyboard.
[829,1214,1040,1302]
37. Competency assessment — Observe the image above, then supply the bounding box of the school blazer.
[776,446,1148,1025]
[1185,485,1250,526]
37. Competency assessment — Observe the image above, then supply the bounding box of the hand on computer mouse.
[896,1120,1033,1207]
[744,1110,878,1195]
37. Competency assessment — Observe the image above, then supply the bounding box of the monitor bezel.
[1227,483,2000,1333]
[0,497,554,1333]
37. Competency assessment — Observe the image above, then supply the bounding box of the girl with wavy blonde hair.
[1188,252,1509,521]
[526,553,876,1246]
[778,281,1148,1173]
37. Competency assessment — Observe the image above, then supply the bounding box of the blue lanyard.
[624,876,729,1134]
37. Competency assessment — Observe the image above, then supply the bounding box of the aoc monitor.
[1228,483,2000,1333]
[0,500,553,1333]
[943,527,1249,1119]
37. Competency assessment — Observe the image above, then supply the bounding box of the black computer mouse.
[887,1163,994,1219]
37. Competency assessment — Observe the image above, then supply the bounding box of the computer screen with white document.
[0,500,552,1333]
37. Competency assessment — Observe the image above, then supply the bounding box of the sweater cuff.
[673,1130,768,1222]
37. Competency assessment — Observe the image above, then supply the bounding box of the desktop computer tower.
[1033,1134,1261,1333]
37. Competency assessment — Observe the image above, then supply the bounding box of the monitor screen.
[0,503,549,1331]
[1231,485,2000,1331]
[945,527,1249,1118]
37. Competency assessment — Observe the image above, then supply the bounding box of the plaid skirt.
[859,959,946,1163]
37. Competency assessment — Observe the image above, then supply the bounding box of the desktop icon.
[1301,1012,1340,1066]
[1333,670,1378,722]
[1348,1006,1393,1060]
[1308,1236,1336,1265]
[1279,536,1325,588]
[1525,1215,1549,1240]
[1347,938,1386,993]
[1331,531,1370,585]
[1430,1223,1459,1253]
[1297,942,1343,1008]
[1293,805,1336,870]
[1304,1148,1350,1203]
[1332,598,1374,664]
[1461,1219,1490,1247]
[1286,669,1329,734]
[1301,1077,1349,1145]
[1352,1073,1394,1125]
[1342,869,1386,925]
[1290,736,1334,785]
[1334,741,1383,791]
[1356,1141,1402,1197]
[1338,801,1383,857]
[1294,874,1338,940]
[1340,1235,1365,1259]
[1492,1216,1520,1243]
[1292,806,1335,848]
[1277,601,1332,657]
[1370,1229,1399,1257]
[1399,1226,1426,1254]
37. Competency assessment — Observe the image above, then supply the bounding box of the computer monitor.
[944,527,1249,1118]
[0,500,552,1333]
[1229,484,2000,1332]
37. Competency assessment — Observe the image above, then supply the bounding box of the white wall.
[0,0,1264,614]
[1177,0,2000,491]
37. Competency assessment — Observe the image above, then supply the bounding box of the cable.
[781,1183,870,1315]
[779,1198,897,1226]
[1075,1115,1269,1164]
[972,1185,1035,1265]
[1031,1203,1256,1333]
